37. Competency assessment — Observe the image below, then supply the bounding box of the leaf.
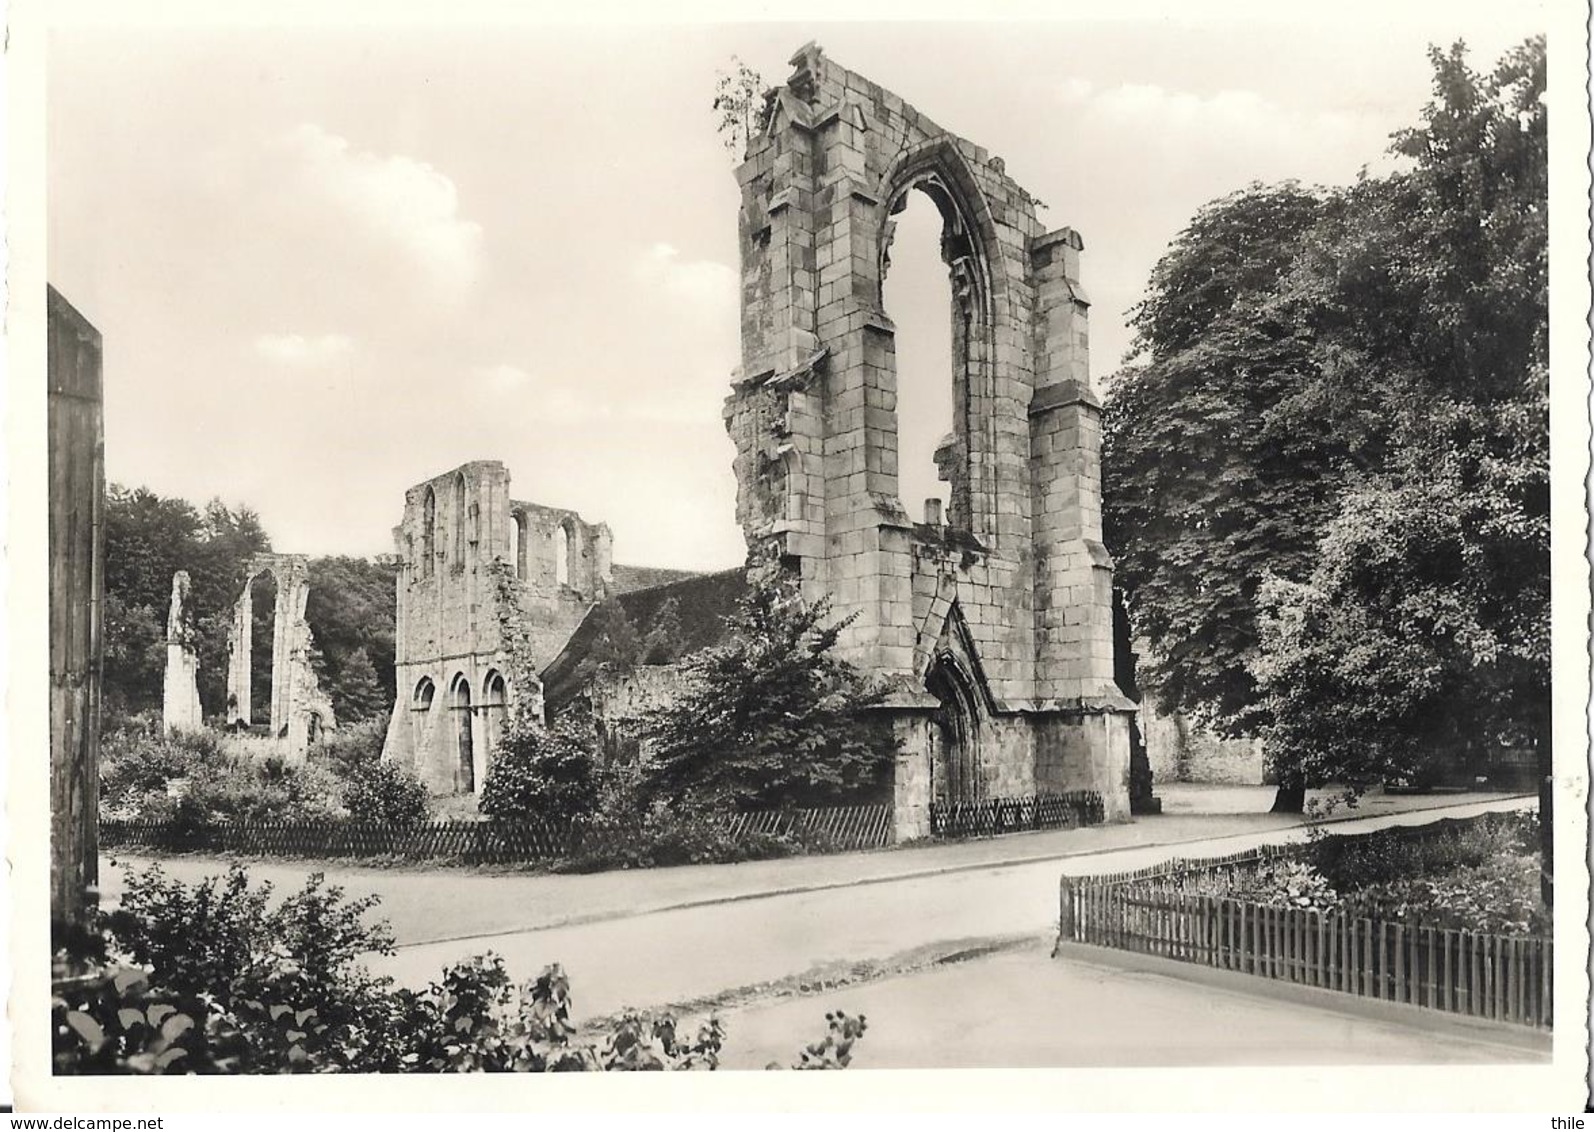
[146,1003,177,1028]
[155,1047,188,1070]
[66,1010,106,1048]
[161,1013,195,1042]
[270,1003,294,1021]
[112,967,148,994]
[117,1008,145,1031]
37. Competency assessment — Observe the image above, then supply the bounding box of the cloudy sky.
[46,8,1548,571]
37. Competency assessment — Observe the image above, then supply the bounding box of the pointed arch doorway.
[927,654,982,806]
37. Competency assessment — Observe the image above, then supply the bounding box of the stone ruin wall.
[162,570,202,733]
[588,664,693,762]
[723,44,1134,834]
[380,460,614,793]
[160,555,337,763]
[221,553,337,761]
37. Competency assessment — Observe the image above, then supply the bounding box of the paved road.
[99,786,1524,948]
[100,790,1538,1068]
[364,794,1531,1019]
[717,940,1546,1069]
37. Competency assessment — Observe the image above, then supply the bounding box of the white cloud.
[281,124,484,300]
[633,243,738,313]
[254,332,354,367]
[1055,79,1386,180]
[470,363,613,424]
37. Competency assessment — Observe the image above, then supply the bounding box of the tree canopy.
[1102,38,1548,805]
[639,574,897,810]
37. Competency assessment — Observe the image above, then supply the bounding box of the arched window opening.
[553,524,570,589]
[451,675,474,793]
[882,187,957,526]
[421,488,437,579]
[483,670,508,759]
[413,677,436,711]
[248,571,279,729]
[452,475,468,565]
[512,512,528,580]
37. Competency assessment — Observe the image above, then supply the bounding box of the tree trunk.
[1269,781,1306,814]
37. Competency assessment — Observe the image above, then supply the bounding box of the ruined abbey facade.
[723,45,1135,834]
[379,460,694,792]
[377,45,1138,828]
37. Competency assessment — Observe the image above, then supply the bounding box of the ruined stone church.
[380,44,1138,830]
[721,44,1136,833]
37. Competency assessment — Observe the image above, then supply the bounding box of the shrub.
[100,720,347,824]
[343,760,430,825]
[640,571,898,811]
[308,717,388,783]
[479,713,602,822]
[1337,853,1548,935]
[100,722,223,817]
[1203,813,1551,935]
[183,755,345,823]
[55,865,864,1074]
[1190,857,1340,912]
[106,863,403,1070]
[1308,812,1536,891]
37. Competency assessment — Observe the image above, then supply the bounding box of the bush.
[100,720,347,824]
[1191,857,1341,912]
[307,718,388,783]
[55,864,865,1074]
[100,722,223,818]
[183,755,345,824]
[479,713,602,822]
[101,863,406,1071]
[640,572,898,810]
[343,760,430,825]
[1193,814,1550,935]
[1308,812,1537,891]
[1337,854,1548,935]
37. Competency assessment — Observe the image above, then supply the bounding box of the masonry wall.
[382,460,614,794]
[1141,704,1268,786]
[723,45,1134,833]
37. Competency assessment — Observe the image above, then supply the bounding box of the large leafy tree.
[1254,39,1548,795]
[1102,184,1352,734]
[1103,38,1547,810]
[639,575,897,810]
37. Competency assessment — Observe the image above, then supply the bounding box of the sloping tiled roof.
[610,563,703,594]
[540,567,748,711]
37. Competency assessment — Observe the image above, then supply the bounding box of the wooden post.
[48,286,105,937]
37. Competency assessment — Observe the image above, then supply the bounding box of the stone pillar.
[162,570,203,733]
[890,712,933,840]
[1029,380,1115,701]
[1029,227,1114,704]
[226,577,253,727]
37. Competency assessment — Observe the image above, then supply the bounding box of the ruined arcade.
[224,553,338,758]
[724,45,1136,834]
